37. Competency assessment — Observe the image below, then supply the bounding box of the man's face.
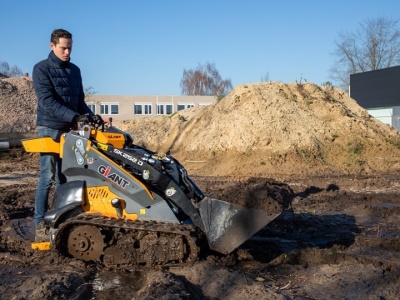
[50,37,72,61]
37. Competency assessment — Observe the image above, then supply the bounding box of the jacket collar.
[48,51,70,67]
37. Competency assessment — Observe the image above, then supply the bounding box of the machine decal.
[113,148,144,166]
[97,143,108,151]
[165,186,177,197]
[106,135,122,139]
[142,170,150,180]
[87,157,94,164]
[98,165,130,188]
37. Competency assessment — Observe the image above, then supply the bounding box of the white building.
[87,95,216,121]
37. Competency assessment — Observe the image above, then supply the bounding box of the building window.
[134,104,152,115]
[177,103,195,111]
[101,103,119,115]
[87,103,96,114]
[157,103,173,115]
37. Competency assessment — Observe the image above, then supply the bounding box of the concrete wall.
[367,106,400,132]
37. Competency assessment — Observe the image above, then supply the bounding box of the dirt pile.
[118,82,400,178]
[0,76,37,132]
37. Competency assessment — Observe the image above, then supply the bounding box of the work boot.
[35,222,49,242]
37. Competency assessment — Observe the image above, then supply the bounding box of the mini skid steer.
[23,116,284,267]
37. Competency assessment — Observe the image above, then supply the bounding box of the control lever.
[111,198,123,218]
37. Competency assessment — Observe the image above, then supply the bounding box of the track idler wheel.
[67,225,105,261]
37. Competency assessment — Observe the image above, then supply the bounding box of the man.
[32,29,96,242]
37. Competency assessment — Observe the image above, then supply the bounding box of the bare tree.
[180,62,232,97]
[0,61,23,77]
[330,17,400,91]
[84,86,97,102]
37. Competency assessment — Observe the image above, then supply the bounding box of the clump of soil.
[202,177,293,213]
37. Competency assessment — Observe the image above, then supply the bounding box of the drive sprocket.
[67,225,105,261]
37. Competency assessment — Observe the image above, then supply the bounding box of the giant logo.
[98,165,130,188]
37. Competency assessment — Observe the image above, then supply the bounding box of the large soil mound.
[1,77,400,178]
[117,82,400,178]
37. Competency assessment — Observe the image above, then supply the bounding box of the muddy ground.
[0,149,399,300]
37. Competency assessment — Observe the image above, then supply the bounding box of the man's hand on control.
[90,114,104,125]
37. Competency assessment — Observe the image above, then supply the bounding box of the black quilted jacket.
[32,51,92,131]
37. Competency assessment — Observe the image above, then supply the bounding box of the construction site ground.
[1,76,400,299]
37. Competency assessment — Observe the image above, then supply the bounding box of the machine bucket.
[199,197,280,254]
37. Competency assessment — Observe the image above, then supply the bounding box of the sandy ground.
[0,150,400,300]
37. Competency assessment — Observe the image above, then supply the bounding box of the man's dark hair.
[51,29,72,45]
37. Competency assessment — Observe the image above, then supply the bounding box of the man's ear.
[50,42,55,50]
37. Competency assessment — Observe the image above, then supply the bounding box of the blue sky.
[1,0,399,95]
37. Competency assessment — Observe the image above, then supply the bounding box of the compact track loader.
[23,117,284,267]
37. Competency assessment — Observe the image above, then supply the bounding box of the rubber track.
[54,213,201,267]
